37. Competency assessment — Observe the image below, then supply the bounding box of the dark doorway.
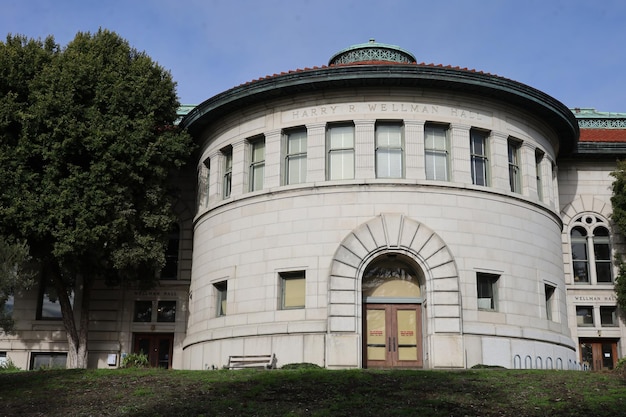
[133,333,174,368]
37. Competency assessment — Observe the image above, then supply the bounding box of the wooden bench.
[226,354,276,370]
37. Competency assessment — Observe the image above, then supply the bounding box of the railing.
[512,354,584,370]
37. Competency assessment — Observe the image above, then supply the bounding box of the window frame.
[30,352,67,370]
[470,129,489,186]
[160,223,180,280]
[284,127,307,185]
[544,284,556,321]
[36,278,74,320]
[507,139,521,193]
[570,215,614,285]
[248,136,265,192]
[600,306,618,327]
[375,122,404,179]
[424,123,450,181]
[222,146,233,199]
[280,271,306,310]
[476,272,499,311]
[576,305,594,327]
[535,149,544,201]
[327,123,355,180]
[214,281,227,317]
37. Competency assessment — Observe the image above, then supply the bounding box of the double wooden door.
[580,339,618,370]
[364,304,422,368]
[133,333,174,369]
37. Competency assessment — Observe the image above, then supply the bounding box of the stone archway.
[327,213,463,368]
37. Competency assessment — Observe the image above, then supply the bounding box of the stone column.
[450,124,472,184]
[521,142,538,198]
[405,120,425,180]
[263,129,282,189]
[355,120,375,179]
[306,122,327,183]
[230,139,246,198]
[489,132,510,192]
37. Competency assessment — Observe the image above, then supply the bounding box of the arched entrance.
[327,213,462,369]
[363,255,424,368]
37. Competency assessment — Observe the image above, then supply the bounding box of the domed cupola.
[328,39,417,65]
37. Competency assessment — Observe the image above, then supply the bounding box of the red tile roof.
[580,128,626,142]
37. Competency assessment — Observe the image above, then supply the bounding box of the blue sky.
[3,0,626,111]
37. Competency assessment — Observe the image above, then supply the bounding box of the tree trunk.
[53,270,92,369]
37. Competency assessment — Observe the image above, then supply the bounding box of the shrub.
[281,362,322,370]
[121,352,149,368]
[614,357,626,379]
[0,358,20,372]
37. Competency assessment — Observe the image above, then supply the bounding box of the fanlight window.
[570,215,613,284]
[362,257,421,299]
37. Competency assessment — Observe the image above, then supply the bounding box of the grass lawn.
[0,367,625,416]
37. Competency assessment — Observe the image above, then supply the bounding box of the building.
[1,41,625,370]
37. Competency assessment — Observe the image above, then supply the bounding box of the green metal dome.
[328,39,416,65]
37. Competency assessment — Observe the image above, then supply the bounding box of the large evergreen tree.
[0,30,193,368]
[611,160,626,313]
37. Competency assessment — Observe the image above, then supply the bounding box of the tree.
[611,160,626,313]
[0,30,193,368]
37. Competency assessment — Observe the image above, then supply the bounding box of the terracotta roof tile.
[580,128,626,142]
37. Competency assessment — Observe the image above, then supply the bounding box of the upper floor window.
[197,157,210,209]
[424,124,449,181]
[222,146,233,199]
[375,122,403,179]
[544,284,556,321]
[470,130,489,186]
[214,281,227,316]
[507,139,521,193]
[570,215,613,284]
[160,223,180,280]
[280,271,305,309]
[477,272,499,311]
[576,306,594,326]
[284,128,307,185]
[37,278,74,320]
[327,124,355,180]
[535,149,544,201]
[249,137,265,192]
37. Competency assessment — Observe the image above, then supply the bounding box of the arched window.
[160,224,180,280]
[570,215,613,284]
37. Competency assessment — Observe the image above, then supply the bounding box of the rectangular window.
[249,137,265,191]
[594,228,613,283]
[222,147,232,199]
[30,352,67,370]
[285,128,307,185]
[134,300,153,322]
[571,227,589,284]
[476,273,499,311]
[327,124,355,180]
[215,281,227,316]
[576,306,594,327]
[424,124,449,181]
[600,306,617,326]
[544,284,556,321]
[376,123,403,178]
[37,279,74,320]
[470,130,489,186]
[157,301,176,322]
[508,139,521,193]
[160,224,180,280]
[535,150,544,201]
[280,271,305,309]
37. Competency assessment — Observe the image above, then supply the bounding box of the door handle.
[388,337,391,352]
[393,337,396,352]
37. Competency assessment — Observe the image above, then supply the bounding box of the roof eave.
[180,65,579,155]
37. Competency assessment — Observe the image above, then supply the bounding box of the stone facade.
[1,43,625,371]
